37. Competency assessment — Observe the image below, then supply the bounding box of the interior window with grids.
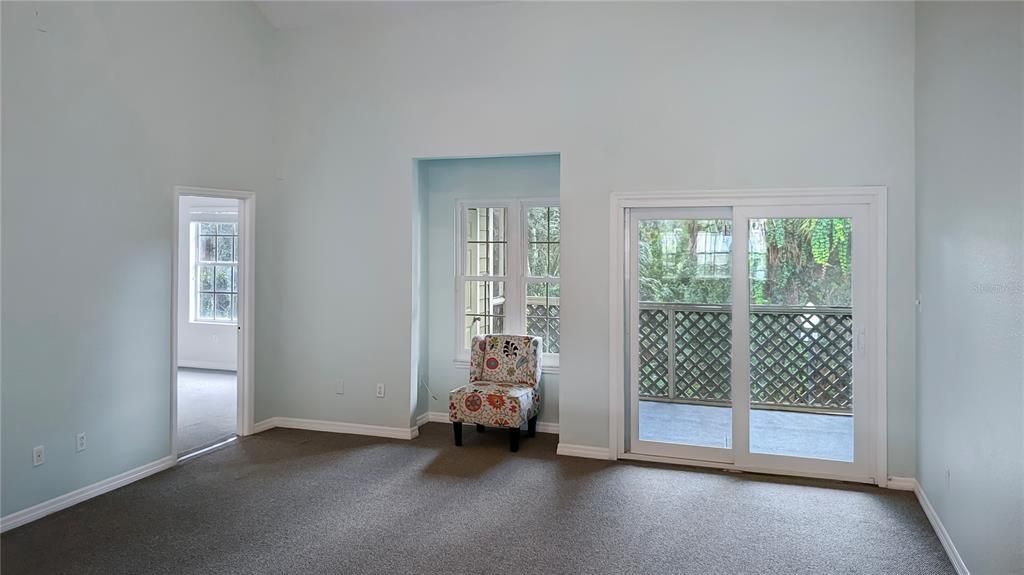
[457,202,560,364]
[462,207,507,347]
[193,221,238,323]
[525,206,560,354]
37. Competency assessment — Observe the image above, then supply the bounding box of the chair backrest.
[469,334,543,386]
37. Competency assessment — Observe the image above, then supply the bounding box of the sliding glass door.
[627,202,877,482]
[629,208,735,463]
[731,204,875,479]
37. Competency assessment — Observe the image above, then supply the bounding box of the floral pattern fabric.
[454,334,543,429]
[469,334,542,386]
[469,335,487,383]
[449,382,540,429]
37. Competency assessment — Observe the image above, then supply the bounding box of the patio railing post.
[667,310,677,401]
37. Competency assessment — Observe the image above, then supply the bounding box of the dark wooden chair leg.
[453,422,463,446]
[476,424,486,433]
[527,416,537,438]
[509,428,520,452]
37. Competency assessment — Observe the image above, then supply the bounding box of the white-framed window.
[191,220,238,323]
[456,199,560,368]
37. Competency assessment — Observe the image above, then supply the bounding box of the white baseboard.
[556,443,613,460]
[177,360,236,372]
[887,477,969,574]
[0,455,176,533]
[415,412,430,427]
[427,412,450,425]
[886,476,917,491]
[253,417,277,433]
[254,417,419,440]
[911,479,970,575]
[536,421,559,435]
[424,411,559,434]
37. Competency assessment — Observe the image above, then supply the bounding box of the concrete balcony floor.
[638,400,853,462]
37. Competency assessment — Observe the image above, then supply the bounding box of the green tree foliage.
[755,218,851,306]
[526,207,560,277]
[638,218,852,307]
[638,220,733,304]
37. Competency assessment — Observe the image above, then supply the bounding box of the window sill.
[453,358,560,376]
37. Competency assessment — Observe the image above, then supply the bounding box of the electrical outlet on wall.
[76,432,87,452]
[336,380,345,395]
[376,384,386,398]
[33,445,45,467]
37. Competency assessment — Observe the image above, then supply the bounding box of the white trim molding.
[0,456,176,533]
[172,185,257,463]
[912,479,970,575]
[253,418,277,433]
[424,411,559,434]
[427,412,450,424]
[453,198,562,368]
[885,477,968,574]
[556,443,614,460]
[885,476,917,491]
[254,417,419,440]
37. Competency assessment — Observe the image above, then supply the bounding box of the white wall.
[268,2,917,474]
[6,0,966,524]
[1,2,274,517]
[916,3,1024,574]
[419,155,561,424]
[177,196,238,372]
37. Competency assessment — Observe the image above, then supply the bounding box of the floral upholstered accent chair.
[449,334,543,452]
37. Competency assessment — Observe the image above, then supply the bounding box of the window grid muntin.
[456,201,559,364]
[195,221,238,323]
[464,207,507,277]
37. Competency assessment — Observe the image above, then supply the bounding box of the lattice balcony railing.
[637,303,853,413]
[527,304,560,354]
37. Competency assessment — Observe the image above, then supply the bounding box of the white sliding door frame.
[609,187,888,486]
[732,203,876,480]
[171,186,256,460]
[627,206,735,464]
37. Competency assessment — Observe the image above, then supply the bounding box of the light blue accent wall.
[1,2,275,517]
[419,155,561,424]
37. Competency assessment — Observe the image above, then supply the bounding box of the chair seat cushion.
[449,382,540,429]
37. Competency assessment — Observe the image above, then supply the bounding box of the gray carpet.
[177,368,236,453]
[639,401,854,462]
[0,424,953,575]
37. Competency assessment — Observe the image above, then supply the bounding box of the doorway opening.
[172,187,254,460]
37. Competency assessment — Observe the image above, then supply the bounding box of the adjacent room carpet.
[1,424,953,574]
[177,368,237,454]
